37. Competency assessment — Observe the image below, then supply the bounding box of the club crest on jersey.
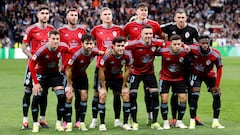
[78,33,82,38]
[112,31,117,37]
[100,59,104,66]
[206,60,211,65]
[80,60,84,63]
[32,54,37,60]
[99,32,103,35]
[36,32,40,36]
[179,57,184,63]
[121,60,126,65]
[185,32,190,38]
[45,55,49,58]
[151,46,156,52]
[134,27,138,31]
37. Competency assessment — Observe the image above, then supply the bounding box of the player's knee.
[81,93,88,101]
[130,89,138,99]
[99,90,107,102]
[191,87,200,92]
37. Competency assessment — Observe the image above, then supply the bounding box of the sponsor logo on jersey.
[134,27,138,31]
[172,31,176,34]
[45,55,49,58]
[65,33,69,37]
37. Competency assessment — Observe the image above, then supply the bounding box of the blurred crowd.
[0,0,239,48]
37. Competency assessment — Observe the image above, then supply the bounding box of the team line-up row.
[21,3,224,133]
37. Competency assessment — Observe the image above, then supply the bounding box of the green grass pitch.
[0,57,239,135]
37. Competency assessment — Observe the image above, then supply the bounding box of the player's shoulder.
[90,25,102,33]
[57,25,67,31]
[211,47,221,56]
[186,23,198,31]
[127,39,142,46]
[25,23,38,33]
[59,42,69,48]
[76,24,87,30]
[160,22,176,28]
[47,24,55,29]
[147,19,160,25]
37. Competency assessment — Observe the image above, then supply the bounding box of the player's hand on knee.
[32,83,43,96]
[65,86,74,99]
[211,87,221,96]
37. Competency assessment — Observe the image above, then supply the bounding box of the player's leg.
[39,88,49,128]
[143,85,152,125]
[112,90,122,127]
[31,92,41,133]
[169,91,178,127]
[22,68,32,130]
[175,81,188,129]
[78,76,89,131]
[89,68,99,128]
[129,74,140,130]
[206,78,224,129]
[145,74,162,130]
[98,83,108,131]
[64,85,74,132]
[159,80,170,130]
[121,84,132,130]
[188,74,201,129]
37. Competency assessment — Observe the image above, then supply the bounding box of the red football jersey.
[157,47,188,81]
[91,24,124,67]
[99,51,133,79]
[58,25,86,71]
[124,19,163,40]
[125,38,164,75]
[67,47,101,77]
[190,45,223,78]
[29,42,69,84]
[58,25,86,48]
[23,23,54,54]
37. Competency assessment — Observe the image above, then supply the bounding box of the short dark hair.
[136,3,148,9]
[169,34,182,41]
[112,36,126,45]
[175,8,186,15]
[198,35,210,41]
[67,7,77,14]
[38,4,49,12]
[49,30,59,37]
[81,33,94,42]
[142,25,152,30]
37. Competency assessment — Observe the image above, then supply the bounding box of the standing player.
[156,35,188,129]
[188,35,224,129]
[98,36,132,131]
[124,3,166,124]
[160,8,202,126]
[29,30,69,132]
[21,5,54,130]
[89,7,124,129]
[125,25,164,130]
[64,33,104,132]
[58,7,86,128]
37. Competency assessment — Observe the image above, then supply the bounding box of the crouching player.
[29,30,69,132]
[188,35,224,129]
[98,36,132,131]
